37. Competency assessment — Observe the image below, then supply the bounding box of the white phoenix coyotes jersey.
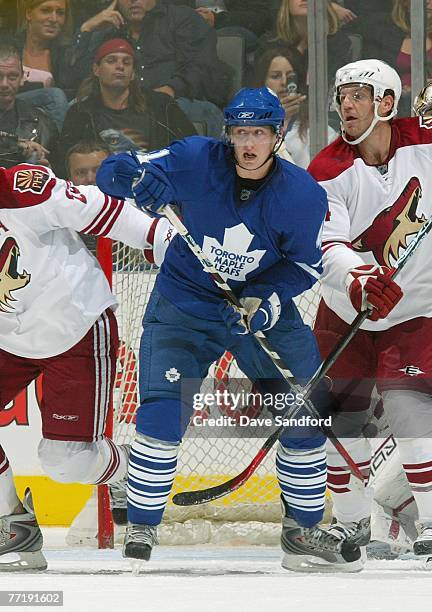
[0,164,171,358]
[308,116,432,331]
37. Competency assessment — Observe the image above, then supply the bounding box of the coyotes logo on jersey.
[13,168,49,195]
[0,237,31,312]
[352,177,427,266]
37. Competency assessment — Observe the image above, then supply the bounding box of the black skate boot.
[123,523,158,563]
[0,488,47,571]
[413,522,432,556]
[109,444,130,525]
[280,501,363,573]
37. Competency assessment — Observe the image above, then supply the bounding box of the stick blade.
[171,440,277,507]
[172,470,250,506]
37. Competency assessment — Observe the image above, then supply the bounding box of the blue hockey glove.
[96,151,141,199]
[219,301,248,335]
[132,163,176,216]
[219,292,281,335]
[246,292,282,333]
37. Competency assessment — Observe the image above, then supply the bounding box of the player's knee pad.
[136,398,190,443]
[38,438,127,484]
[382,389,432,438]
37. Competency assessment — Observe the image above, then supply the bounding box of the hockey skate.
[280,503,363,573]
[109,444,130,525]
[123,522,158,571]
[326,516,371,547]
[413,522,432,556]
[0,488,47,571]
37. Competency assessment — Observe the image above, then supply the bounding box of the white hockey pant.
[327,390,432,523]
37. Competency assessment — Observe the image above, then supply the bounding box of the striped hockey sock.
[127,434,179,526]
[276,442,327,528]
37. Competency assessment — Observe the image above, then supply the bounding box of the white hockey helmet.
[334,59,402,145]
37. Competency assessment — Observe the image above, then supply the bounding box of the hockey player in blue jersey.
[96,87,362,572]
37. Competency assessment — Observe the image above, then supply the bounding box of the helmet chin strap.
[339,101,395,146]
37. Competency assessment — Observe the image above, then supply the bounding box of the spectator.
[66,140,111,186]
[347,0,432,118]
[167,0,273,49]
[259,0,352,86]
[342,0,393,63]
[267,0,357,28]
[253,45,337,168]
[59,38,196,172]
[66,0,231,137]
[329,2,357,26]
[14,0,73,130]
[392,0,432,115]
[0,41,58,168]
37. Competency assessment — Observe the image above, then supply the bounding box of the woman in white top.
[253,45,338,168]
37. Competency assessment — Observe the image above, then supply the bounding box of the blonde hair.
[392,0,432,35]
[273,0,339,46]
[17,0,73,43]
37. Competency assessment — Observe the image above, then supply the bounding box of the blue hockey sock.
[127,433,179,526]
[276,442,327,528]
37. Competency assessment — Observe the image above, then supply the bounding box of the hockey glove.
[219,292,282,335]
[96,151,141,199]
[346,264,403,321]
[132,163,176,217]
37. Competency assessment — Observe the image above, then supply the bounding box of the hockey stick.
[168,205,432,506]
[161,205,364,480]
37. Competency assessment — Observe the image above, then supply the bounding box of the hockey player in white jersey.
[308,59,432,569]
[0,163,175,570]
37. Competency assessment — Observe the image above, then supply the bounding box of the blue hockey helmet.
[224,87,285,133]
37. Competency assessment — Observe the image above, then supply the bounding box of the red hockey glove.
[346,265,403,321]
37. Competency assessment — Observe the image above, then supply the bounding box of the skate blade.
[130,559,144,576]
[0,551,47,572]
[281,553,364,573]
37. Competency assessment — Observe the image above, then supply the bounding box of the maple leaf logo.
[202,224,265,282]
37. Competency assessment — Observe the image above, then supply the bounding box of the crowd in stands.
[0,0,430,175]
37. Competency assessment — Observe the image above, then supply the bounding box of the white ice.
[0,528,431,612]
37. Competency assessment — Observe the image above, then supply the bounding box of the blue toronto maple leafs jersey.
[138,137,327,319]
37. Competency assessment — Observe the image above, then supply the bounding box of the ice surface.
[0,528,430,612]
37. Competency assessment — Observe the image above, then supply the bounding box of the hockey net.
[67,241,321,547]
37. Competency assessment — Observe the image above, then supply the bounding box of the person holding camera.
[253,45,337,167]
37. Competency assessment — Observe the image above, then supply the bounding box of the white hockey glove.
[219,292,281,335]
